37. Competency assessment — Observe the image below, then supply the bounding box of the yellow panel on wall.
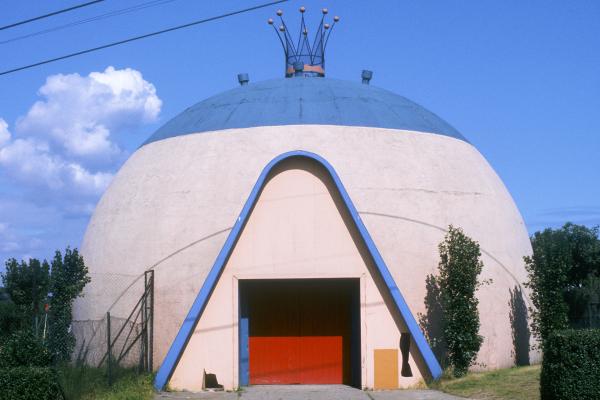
[374,349,399,389]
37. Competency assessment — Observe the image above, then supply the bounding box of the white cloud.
[0,222,20,253]
[0,66,161,203]
[88,66,162,125]
[15,66,161,162]
[0,138,113,196]
[0,119,10,146]
[0,66,161,264]
[1,138,64,190]
[0,197,84,263]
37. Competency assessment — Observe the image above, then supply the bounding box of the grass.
[432,365,541,400]
[53,364,540,400]
[58,365,155,400]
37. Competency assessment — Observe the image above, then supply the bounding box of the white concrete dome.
[73,76,538,391]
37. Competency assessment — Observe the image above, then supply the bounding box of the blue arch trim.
[153,150,442,390]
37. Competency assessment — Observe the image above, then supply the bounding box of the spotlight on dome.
[362,70,373,85]
[237,73,249,86]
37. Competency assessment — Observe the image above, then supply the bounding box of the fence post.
[107,311,112,386]
[141,272,147,372]
[149,270,154,372]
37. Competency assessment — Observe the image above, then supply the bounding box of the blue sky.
[0,0,599,265]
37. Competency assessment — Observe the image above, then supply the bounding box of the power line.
[1,0,180,46]
[0,0,106,32]
[0,0,288,76]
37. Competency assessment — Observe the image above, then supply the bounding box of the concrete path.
[155,385,466,400]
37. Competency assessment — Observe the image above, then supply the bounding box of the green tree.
[524,228,570,346]
[1,248,91,361]
[561,224,600,327]
[524,223,600,346]
[0,330,52,368]
[47,248,90,361]
[437,225,486,377]
[1,258,50,336]
[0,302,26,343]
[562,223,600,284]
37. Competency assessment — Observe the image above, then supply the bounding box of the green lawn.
[55,364,540,400]
[59,366,155,400]
[433,365,541,400]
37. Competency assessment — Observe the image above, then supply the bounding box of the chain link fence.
[71,270,154,386]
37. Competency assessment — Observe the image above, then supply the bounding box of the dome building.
[73,7,539,392]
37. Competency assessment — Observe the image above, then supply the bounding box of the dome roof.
[144,77,466,146]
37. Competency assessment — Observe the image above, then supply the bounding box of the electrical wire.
[0,0,106,31]
[0,0,288,76]
[1,0,179,46]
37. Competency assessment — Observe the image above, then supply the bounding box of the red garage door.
[245,279,356,385]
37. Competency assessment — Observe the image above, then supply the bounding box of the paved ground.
[155,385,467,400]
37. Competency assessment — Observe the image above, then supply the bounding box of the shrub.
[524,229,573,347]
[417,274,447,366]
[2,258,51,336]
[0,367,62,400]
[437,226,487,377]
[0,248,91,362]
[524,224,600,346]
[540,329,600,400]
[0,302,26,342]
[0,330,52,368]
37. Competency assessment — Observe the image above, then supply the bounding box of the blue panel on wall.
[239,289,249,386]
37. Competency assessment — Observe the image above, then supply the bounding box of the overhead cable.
[1,0,179,46]
[0,0,288,76]
[0,0,106,31]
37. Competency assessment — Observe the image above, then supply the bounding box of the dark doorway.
[239,279,361,387]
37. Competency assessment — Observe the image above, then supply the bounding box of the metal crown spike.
[268,6,340,78]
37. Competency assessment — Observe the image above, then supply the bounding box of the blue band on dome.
[143,78,465,146]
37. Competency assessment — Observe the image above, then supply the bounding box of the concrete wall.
[73,125,539,387]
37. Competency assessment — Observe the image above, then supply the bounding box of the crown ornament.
[268,6,340,77]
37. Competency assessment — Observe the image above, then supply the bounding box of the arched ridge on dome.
[153,150,443,390]
[143,78,466,146]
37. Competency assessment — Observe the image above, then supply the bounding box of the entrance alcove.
[165,153,437,391]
